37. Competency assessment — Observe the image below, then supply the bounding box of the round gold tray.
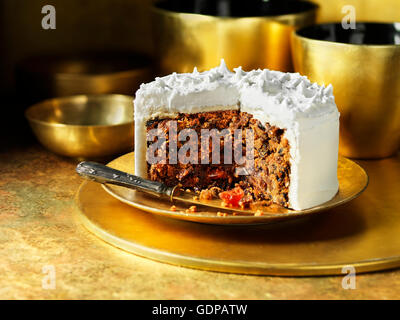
[101,153,368,225]
[75,153,400,276]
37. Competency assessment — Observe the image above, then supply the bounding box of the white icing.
[134,60,340,210]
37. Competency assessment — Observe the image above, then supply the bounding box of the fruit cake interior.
[146,110,291,208]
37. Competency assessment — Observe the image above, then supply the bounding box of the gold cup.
[152,0,318,73]
[292,23,400,159]
[16,52,153,105]
[25,94,134,160]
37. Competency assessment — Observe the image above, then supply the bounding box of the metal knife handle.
[76,161,177,200]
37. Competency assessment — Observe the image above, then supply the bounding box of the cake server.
[76,161,259,214]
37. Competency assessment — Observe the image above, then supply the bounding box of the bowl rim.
[151,0,318,21]
[25,94,134,129]
[53,67,152,81]
[294,22,400,48]
[18,53,153,78]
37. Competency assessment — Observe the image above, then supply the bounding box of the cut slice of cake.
[134,60,340,210]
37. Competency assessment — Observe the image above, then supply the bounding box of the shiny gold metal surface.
[152,2,317,73]
[292,30,400,159]
[76,154,400,276]
[101,152,368,225]
[310,0,400,23]
[25,94,134,159]
[16,53,153,104]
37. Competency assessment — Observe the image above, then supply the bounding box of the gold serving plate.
[75,154,400,276]
[100,152,367,225]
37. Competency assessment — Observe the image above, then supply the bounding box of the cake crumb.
[254,210,264,216]
[217,212,228,217]
[185,206,197,213]
[193,196,199,201]
[221,201,229,208]
[199,189,213,200]
[170,205,177,211]
[199,187,222,200]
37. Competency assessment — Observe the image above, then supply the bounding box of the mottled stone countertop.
[1,144,400,300]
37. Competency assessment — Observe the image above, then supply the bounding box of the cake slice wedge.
[134,60,339,210]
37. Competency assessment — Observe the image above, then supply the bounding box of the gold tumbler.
[292,22,400,159]
[152,0,318,73]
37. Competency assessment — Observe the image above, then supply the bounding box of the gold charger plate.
[101,153,368,225]
[75,153,400,276]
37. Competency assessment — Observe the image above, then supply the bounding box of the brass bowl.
[292,22,400,159]
[152,0,318,73]
[310,0,400,23]
[25,94,134,160]
[16,52,153,105]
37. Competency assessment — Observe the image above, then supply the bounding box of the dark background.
[0,0,155,148]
